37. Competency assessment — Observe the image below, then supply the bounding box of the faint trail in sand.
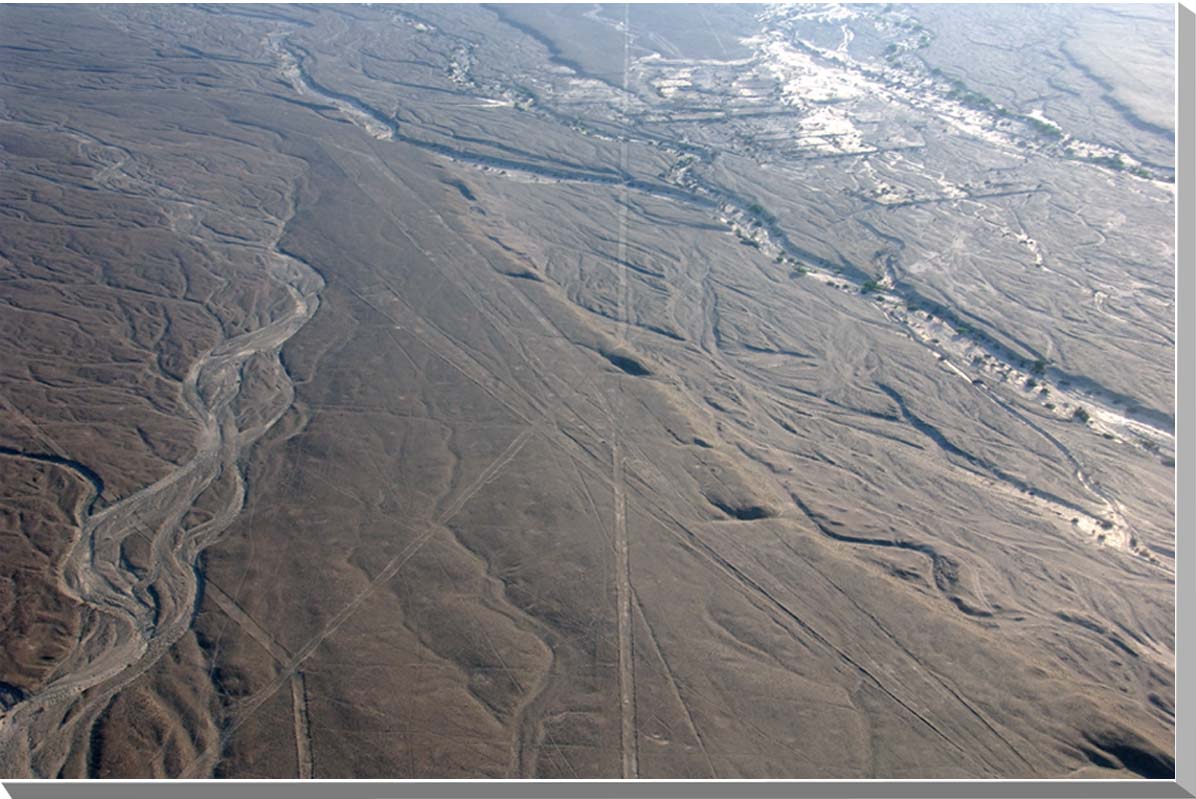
[611,3,639,781]
[291,672,314,778]
[0,393,73,462]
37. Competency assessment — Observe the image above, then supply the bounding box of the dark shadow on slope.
[603,351,651,376]
[1080,731,1175,779]
[705,494,773,521]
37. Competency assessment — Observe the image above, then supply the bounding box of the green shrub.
[1024,116,1063,139]
[1089,154,1126,170]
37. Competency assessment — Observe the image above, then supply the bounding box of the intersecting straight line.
[180,413,539,777]
[185,20,650,767]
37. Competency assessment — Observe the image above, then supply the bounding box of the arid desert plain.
[0,2,1178,780]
